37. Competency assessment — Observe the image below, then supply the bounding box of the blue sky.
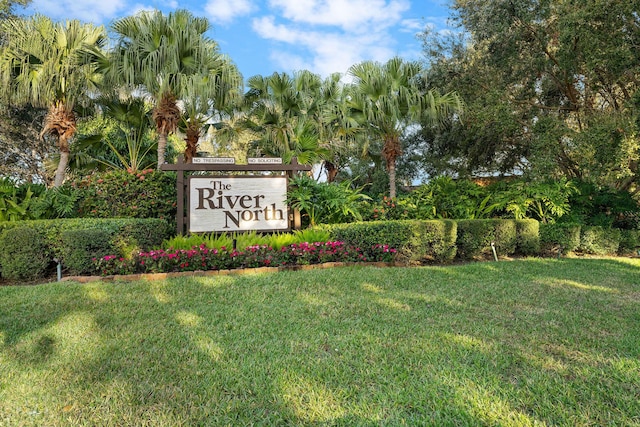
[21,0,454,81]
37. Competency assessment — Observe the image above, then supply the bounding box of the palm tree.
[347,57,464,198]
[109,9,222,169]
[243,70,336,166]
[179,54,242,163]
[0,15,106,186]
[317,73,365,182]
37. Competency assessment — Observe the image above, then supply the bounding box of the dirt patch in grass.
[0,274,58,287]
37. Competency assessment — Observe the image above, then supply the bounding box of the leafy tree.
[415,30,526,178]
[0,15,106,186]
[0,0,30,21]
[109,9,223,169]
[346,57,463,198]
[420,0,640,193]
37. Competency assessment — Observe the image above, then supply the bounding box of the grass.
[1,258,639,426]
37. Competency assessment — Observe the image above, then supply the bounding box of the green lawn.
[1,258,639,426]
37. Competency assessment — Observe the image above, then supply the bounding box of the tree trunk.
[184,126,200,163]
[323,160,338,182]
[382,134,402,199]
[43,103,76,187]
[157,131,167,170]
[54,147,69,187]
[388,160,397,199]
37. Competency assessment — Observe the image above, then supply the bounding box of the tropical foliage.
[71,97,158,172]
[0,4,637,251]
[0,15,106,186]
[244,71,331,165]
[346,57,463,198]
[108,9,241,168]
[286,175,371,226]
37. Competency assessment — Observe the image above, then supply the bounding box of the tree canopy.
[419,0,640,194]
[346,57,463,198]
[109,9,237,168]
[1,0,638,201]
[0,15,106,186]
[0,0,30,21]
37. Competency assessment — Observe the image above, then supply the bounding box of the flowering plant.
[93,255,136,276]
[92,241,397,276]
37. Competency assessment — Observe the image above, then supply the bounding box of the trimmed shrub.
[0,218,169,274]
[61,229,115,275]
[66,169,177,231]
[116,221,170,255]
[539,223,581,255]
[417,220,457,263]
[0,227,50,280]
[579,226,621,255]
[516,219,540,255]
[321,220,457,264]
[619,230,640,255]
[456,219,517,260]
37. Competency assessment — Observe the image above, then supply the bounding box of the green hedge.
[0,218,169,278]
[516,219,540,255]
[540,223,582,255]
[66,169,177,230]
[320,220,457,264]
[579,226,621,255]
[322,219,541,263]
[456,219,518,260]
[0,227,51,280]
[619,230,640,255]
[61,229,116,275]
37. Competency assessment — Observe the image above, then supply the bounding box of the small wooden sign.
[248,157,283,164]
[192,157,236,164]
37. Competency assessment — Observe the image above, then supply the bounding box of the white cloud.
[252,16,394,76]
[268,52,310,75]
[28,0,127,23]
[127,3,153,15]
[400,18,426,33]
[205,0,255,24]
[249,0,416,76]
[267,0,409,32]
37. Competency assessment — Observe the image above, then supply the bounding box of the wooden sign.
[247,157,283,164]
[188,176,289,232]
[161,156,311,235]
[192,157,235,164]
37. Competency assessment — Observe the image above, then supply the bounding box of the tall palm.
[347,57,464,198]
[179,54,242,163]
[206,110,253,162]
[243,70,332,166]
[317,73,365,181]
[109,9,221,169]
[0,15,106,186]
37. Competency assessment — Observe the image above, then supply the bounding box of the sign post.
[161,156,311,235]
